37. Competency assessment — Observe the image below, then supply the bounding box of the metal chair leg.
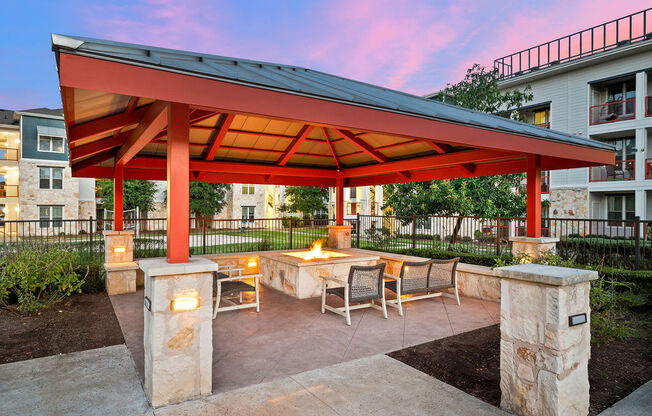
[213,281,222,319]
[344,285,351,326]
[321,280,326,314]
[255,276,260,312]
[381,293,388,319]
[397,280,403,316]
[454,285,460,305]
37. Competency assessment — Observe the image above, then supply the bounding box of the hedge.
[378,247,511,267]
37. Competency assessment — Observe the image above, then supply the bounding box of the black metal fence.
[353,214,652,270]
[0,215,649,270]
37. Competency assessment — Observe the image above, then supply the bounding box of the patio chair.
[385,258,460,316]
[320,263,387,326]
[213,264,260,318]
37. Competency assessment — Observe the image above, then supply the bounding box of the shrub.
[255,238,272,251]
[379,247,510,267]
[0,246,87,313]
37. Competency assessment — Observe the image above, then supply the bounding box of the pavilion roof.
[51,34,615,187]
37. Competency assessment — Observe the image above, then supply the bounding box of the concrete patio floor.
[111,284,499,394]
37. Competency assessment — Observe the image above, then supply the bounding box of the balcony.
[0,147,19,161]
[0,184,19,198]
[589,99,636,125]
[646,159,652,179]
[495,8,652,80]
[541,172,550,193]
[647,95,652,117]
[589,160,635,182]
[535,122,550,128]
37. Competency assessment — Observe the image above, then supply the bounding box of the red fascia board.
[58,53,615,166]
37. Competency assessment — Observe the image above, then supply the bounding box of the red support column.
[166,102,190,263]
[526,154,542,238]
[114,164,124,231]
[336,177,344,225]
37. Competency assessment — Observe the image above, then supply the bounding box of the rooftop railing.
[495,8,652,80]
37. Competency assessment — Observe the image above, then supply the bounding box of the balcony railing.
[646,158,652,179]
[589,98,636,125]
[495,8,652,79]
[589,160,635,182]
[535,122,550,128]
[0,147,19,161]
[646,95,652,117]
[0,184,19,198]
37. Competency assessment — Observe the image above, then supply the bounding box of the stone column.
[494,264,598,416]
[139,257,218,407]
[509,236,559,258]
[104,230,138,295]
[327,224,352,249]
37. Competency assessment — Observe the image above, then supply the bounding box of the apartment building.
[328,185,383,222]
[0,108,95,232]
[495,8,652,227]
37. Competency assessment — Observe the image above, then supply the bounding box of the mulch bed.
[0,292,125,364]
[388,314,651,415]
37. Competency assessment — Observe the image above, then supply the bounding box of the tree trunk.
[448,216,463,251]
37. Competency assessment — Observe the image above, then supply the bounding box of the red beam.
[422,141,450,153]
[278,125,314,166]
[343,149,515,178]
[323,127,341,171]
[114,164,124,231]
[126,96,139,113]
[460,163,476,175]
[333,128,388,163]
[71,152,115,173]
[526,155,542,238]
[166,102,190,263]
[57,53,615,166]
[70,134,125,162]
[225,128,325,144]
[204,113,235,160]
[336,177,344,225]
[61,86,75,129]
[115,101,168,166]
[68,105,148,146]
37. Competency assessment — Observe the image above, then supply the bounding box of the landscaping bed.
[0,292,124,364]
[388,316,651,415]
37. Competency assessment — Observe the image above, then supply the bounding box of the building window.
[347,202,358,215]
[39,205,63,228]
[349,187,357,199]
[38,135,65,153]
[607,195,635,226]
[533,109,550,128]
[39,167,64,189]
[242,184,255,195]
[241,206,255,221]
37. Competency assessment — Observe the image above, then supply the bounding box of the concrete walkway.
[158,354,507,415]
[599,380,652,416]
[0,345,151,416]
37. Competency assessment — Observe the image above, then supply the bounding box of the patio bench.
[320,263,387,326]
[385,258,460,316]
[213,264,261,318]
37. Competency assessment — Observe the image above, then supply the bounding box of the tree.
[384,64,533,246]
[188,182,231,218]
[280,186,328,219]
[97,179,157,214]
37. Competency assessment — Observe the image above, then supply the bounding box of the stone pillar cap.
[139,257,218,277]
[103,229,135,236]
[494,264,598,286]
[508,236,559,243]
[327,224,353,229]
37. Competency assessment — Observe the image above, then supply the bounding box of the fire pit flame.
[303,240,329,260]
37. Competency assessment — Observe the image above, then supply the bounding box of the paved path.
[157,354,508,415]
[599,380,652,416]
[111,287,500,394]
[0,345,151,416]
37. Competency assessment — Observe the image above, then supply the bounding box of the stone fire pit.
[258,248,380,299]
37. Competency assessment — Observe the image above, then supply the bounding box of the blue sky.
[1,1,648,110]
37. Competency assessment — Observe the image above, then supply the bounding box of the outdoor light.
[113,246,126,253]
[247,259,257,268]
[171,297,200,311]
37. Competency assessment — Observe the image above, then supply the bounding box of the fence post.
[412,214,417,249]
[89,216,94,257]
[356,213,360,248]
[634,216,640,270]
[496,215,501,256]
[202,216,207,255]
[288,217,293,250]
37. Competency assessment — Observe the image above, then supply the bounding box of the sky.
[1,1,650,110]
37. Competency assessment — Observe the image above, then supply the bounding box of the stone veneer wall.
[549,187,589,237]
[19,160,83,233]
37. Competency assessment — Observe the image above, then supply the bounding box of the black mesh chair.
[213,264,261,318]
[320,263,387,326]
[385,258,460,316]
